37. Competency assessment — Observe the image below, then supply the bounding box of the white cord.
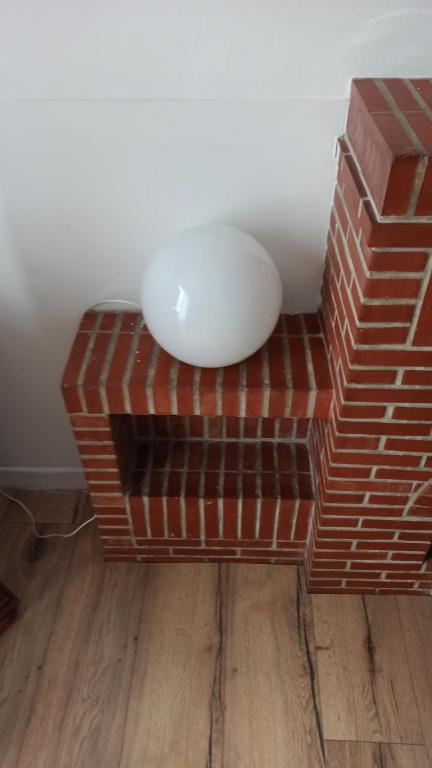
[0,488,96,539]
[85,299,141,311]
[1,480,430,541]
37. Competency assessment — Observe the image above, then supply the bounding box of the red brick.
[79,443,115,456]
[324,478,410,494]
[345,87,417,216]
[415,159,432,216]
[338,404,387,420]
[364,249,428,273]
[85,470,121,482]
[353,344,432,369]
[356,302,414,324]
[366,221,432,249]
[375,467,430,482]
[315,526,384,540]
[335,418,429,437]
[314,548,391,558]
[410,79,432,110]
[385,78,421,111]
[105,331,136,412]
[384,437,432,453]
[362,519,432,531]
[356,326,408,345]
[355,542,398,552]
[322,487,367,506]
[79,312,98,332]
[402,372,432,389]
[172,547,238,557]
[83,333,112,413]
[128,497,146,537]
[96,510,129,527]
[386,552,425,563]
[361,278,421,300]
[331,431,380,451]
[70,415,109,428]
[404,112,432,155]
[317,516,358,528]
[199,366,218,415]
[307,587,377,594]
[88,482,122,494]
[344,387,432,405]
[314,540,352,551]
[346,580,412,589]
[412,272,432,346]
[135,537,200,547]
[328,451,420,468]
[152,348,173,413]
[348,369,397,385]
[245,348,264,417]
[309,335,332,391]
[288,336,310,417]
[308,579,343,588]
[393,405,432,421]
[310,569,351,579]
[367,494,407,506]
[101,537,134,546]
[73,429,113,442]
[98,312,118,332]
[351,79,390,112]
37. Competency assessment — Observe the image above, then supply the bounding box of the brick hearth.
[62,78,432,595]
[63,313,331,565]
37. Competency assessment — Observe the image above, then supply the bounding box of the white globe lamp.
[140,225,283,368]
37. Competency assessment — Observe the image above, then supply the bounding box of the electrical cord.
[2,479,431,542]
[0,488,96,539]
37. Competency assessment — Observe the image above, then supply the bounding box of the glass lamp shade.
[140,225,283,368]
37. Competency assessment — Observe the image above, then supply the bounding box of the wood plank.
[0,513,81,768]
[120,563,220,768]
[397,595,432,764]
[313,594,423,744]
[21,553,147,767]
[16,521,105,768]
[325,741,429,767]
[7,489,86,524]
[221,565,325,768]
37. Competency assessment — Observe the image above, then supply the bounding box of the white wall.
[1,1,431,486]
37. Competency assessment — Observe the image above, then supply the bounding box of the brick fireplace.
[62,78,432,595]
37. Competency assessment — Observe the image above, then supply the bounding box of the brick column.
[308,78,432,595]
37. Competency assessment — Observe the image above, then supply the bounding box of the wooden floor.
[0,491,431,768]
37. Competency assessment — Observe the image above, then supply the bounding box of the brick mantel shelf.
[63,78,432,596]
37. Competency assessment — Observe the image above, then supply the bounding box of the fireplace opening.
[110,415,313,504]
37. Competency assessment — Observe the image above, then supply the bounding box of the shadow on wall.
[251,228,324,313]
[224,222,325,314]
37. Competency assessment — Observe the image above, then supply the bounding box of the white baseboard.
[0,467,86,490]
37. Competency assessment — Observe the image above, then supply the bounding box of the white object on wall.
[141,225,282,367]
